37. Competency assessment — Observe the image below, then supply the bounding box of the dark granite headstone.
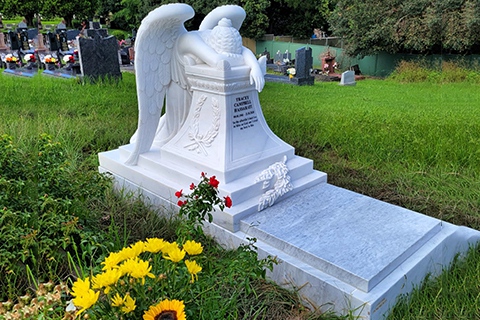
[27,28,38,39]
[66,29,80,40]
[282,50,291,61]
[86,29,108,38]
[292,47,314,86]
[92,22,101,29]
[46,32,60,51]
[7,31,20,50]
[19,30,30,51]
[58,31,69,51]
[78,34,121,81]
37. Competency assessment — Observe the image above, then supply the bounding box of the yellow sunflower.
[143,299,186,320]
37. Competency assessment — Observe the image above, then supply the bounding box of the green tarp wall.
[256,40,480,77]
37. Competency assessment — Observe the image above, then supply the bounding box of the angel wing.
[125,3,194,166]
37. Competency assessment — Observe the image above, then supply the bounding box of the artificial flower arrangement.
[44,55,57,64]
[5,54,18,63]
[69,173,232,319]
[62,55,75,64]
[24,54,36,63]
[287,67,296,79]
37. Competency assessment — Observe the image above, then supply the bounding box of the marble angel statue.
[126,3,266,165]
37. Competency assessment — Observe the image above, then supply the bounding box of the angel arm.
[242,47,265,92]
[177,31,225,67]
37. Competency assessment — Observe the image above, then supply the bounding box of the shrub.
[389,59,480,83]
[0,134,111,301]
[110,29,128,41]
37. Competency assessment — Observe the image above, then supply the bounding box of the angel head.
[204,18,243,56]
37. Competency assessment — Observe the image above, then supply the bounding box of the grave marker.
[78,34,121,81]
[291,47,314,86]
[340,70,356,86]
[0,33,8,50]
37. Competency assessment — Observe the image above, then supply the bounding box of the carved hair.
[205,18,243,57]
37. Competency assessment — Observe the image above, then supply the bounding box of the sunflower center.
[155,310,177,320]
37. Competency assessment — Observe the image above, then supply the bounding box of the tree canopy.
[5,0,476,56]
[329,0,480,56]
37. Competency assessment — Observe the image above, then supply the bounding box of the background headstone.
[36,34,47,51]
[7,31,20,50]
[27,28,38,40]
[46,32,60,51]
[340,70,356,86]
[0,33,8,50]
[66,29,80,40]
[78,34,121,81]
[86,29,108,38]
[291,47,315,86]
[274,50,282,63]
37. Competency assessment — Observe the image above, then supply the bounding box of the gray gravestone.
[274,50,282,63]
[292,47,314,86]
[340,70,356,86]
[78,34,121,81]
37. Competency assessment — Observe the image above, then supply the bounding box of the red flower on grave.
[224,196,232,208]
[209,176,219,188]
[201,172,206,177]
[175,189,183,198]
[189,183,195,190]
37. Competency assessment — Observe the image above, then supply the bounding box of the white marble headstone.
[340,70,356,86]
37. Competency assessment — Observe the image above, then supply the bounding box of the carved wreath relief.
[184,94,220,155]
[255,155,293,211]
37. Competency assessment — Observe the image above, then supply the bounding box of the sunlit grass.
[0,70,479,318]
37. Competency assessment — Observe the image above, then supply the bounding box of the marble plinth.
[99,63,327,232]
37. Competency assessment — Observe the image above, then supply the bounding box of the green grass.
[0,69,479,319]
[260,80,480,228]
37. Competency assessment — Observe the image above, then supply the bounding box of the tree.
[2,0,42,27]
[239,0,270,39]
[41,0,98,28]
[266,0,336,39]
[106,0,271,39]
[329,0,480,56]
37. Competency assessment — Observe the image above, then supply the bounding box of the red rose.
[209,176,219,188]
[190,183,195,190]
[201,172,206,177]
[224,196,232,208]
[175,189,183,198]
[177,200,184,207]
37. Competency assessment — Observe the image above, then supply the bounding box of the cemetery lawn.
[0,71,479,319]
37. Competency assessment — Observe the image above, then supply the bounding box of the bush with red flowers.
[175,172,232,235]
